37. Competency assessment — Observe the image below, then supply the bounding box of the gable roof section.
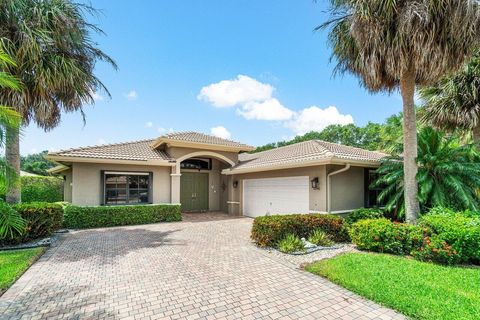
[227,140,388,174]
[151,131,254,152]
[47,139,173,163]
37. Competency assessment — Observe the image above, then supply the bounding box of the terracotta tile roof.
[157,131,254,150]
[49,139,172,161]
[233,140,388,171]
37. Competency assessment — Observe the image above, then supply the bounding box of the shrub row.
[21,176,63,203]
[349,208,480,265]
[1,202,64,245]
[349,218,424,255]
[63,204,182,229]
[251,214,349,247]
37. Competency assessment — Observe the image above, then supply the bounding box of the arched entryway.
[171,151,235,213]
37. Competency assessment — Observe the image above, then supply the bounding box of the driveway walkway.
[0,214,404,320]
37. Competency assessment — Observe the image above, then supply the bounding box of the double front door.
[180,172,209,212]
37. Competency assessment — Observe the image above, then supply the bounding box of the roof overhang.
[45,154,175,167]
[221,157,382,175]
[47,164,71,174]
[150,138,254,153]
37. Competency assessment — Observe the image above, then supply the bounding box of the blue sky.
[22,0,403,155]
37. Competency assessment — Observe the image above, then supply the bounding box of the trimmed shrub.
[349,218,425,255]
[308,229,333,246]
[412,235,463,265]
[345,208,384,225]
[251,214,349,247]
[63,204,182,229]
[3,202,64,244]
[21,176,63,203]
[419,212,480,264]
[277,234,304,253]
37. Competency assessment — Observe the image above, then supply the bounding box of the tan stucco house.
[46,131,387,217]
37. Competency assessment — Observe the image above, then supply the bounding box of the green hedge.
[21,176,63,203]
[418,212,480,264]
[349,218,425,255]
[345,208,384,225]
[2,202,64,244]
[63,204,182,229]
[251,214,349,247]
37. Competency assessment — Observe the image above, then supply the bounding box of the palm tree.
[0,50,25,239]
[419,52,480,143]
[373,127,480,219]
[0,0,117,203]
[321,0,480,223]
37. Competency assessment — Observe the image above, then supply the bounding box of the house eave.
[45,155,175,166]
[150,138,254,153]
[221,157,382,175]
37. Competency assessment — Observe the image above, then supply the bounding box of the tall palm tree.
[419,52,480,143]
[321,0,480,223]
[373,127,480,219]
[0,0,116,203]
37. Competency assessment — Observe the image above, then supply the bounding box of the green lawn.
[0,248,45,295]
[305,253,480,320]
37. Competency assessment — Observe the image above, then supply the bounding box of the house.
[46,131,387,216]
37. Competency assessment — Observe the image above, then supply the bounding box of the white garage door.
[243,176,309,217]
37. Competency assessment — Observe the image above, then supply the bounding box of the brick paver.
[0,213,405,319]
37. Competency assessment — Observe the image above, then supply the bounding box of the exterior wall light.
[233,180,239,188]
[311,177,320,190]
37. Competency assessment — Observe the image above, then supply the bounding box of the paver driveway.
[0,214,404,320]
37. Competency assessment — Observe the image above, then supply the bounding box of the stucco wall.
[328,165,365,212]
[228,166,327,215]
[71,163,171,206]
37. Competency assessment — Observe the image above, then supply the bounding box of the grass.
[305,252,480,320]
[0,248,45,295]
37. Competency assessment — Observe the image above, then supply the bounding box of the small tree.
[374,127,480,218]
[321,0,480,223]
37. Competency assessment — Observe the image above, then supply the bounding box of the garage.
[242,176,309,217]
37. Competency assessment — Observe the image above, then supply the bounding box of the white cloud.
[237,98,294,121]
[125,90,138,101]
[29,148,38,154]
[210,126,231,139]
[198,75,273,108]
[145,121,153,128]
[286,106,354,136]
[91,91,104,102]
[97,138,107,145]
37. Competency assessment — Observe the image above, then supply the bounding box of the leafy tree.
[252,122,383,153]
[321,0,480,223]
[21,151,56,176]
[373,127,480,220]
[419,52,480,143]
[0,0,116,203]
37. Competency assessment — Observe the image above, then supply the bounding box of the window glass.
[180,158,211,170]
[104,173,150,205]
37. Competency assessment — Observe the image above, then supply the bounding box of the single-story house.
[46,131,387,217]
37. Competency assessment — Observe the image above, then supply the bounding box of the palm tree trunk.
[400,65,420,224]
[5,125,21,203]
[472,125,480,145]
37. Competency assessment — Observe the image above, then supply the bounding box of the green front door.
[180,172,209,212]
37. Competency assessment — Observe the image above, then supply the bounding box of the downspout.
[327,164,351,213]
